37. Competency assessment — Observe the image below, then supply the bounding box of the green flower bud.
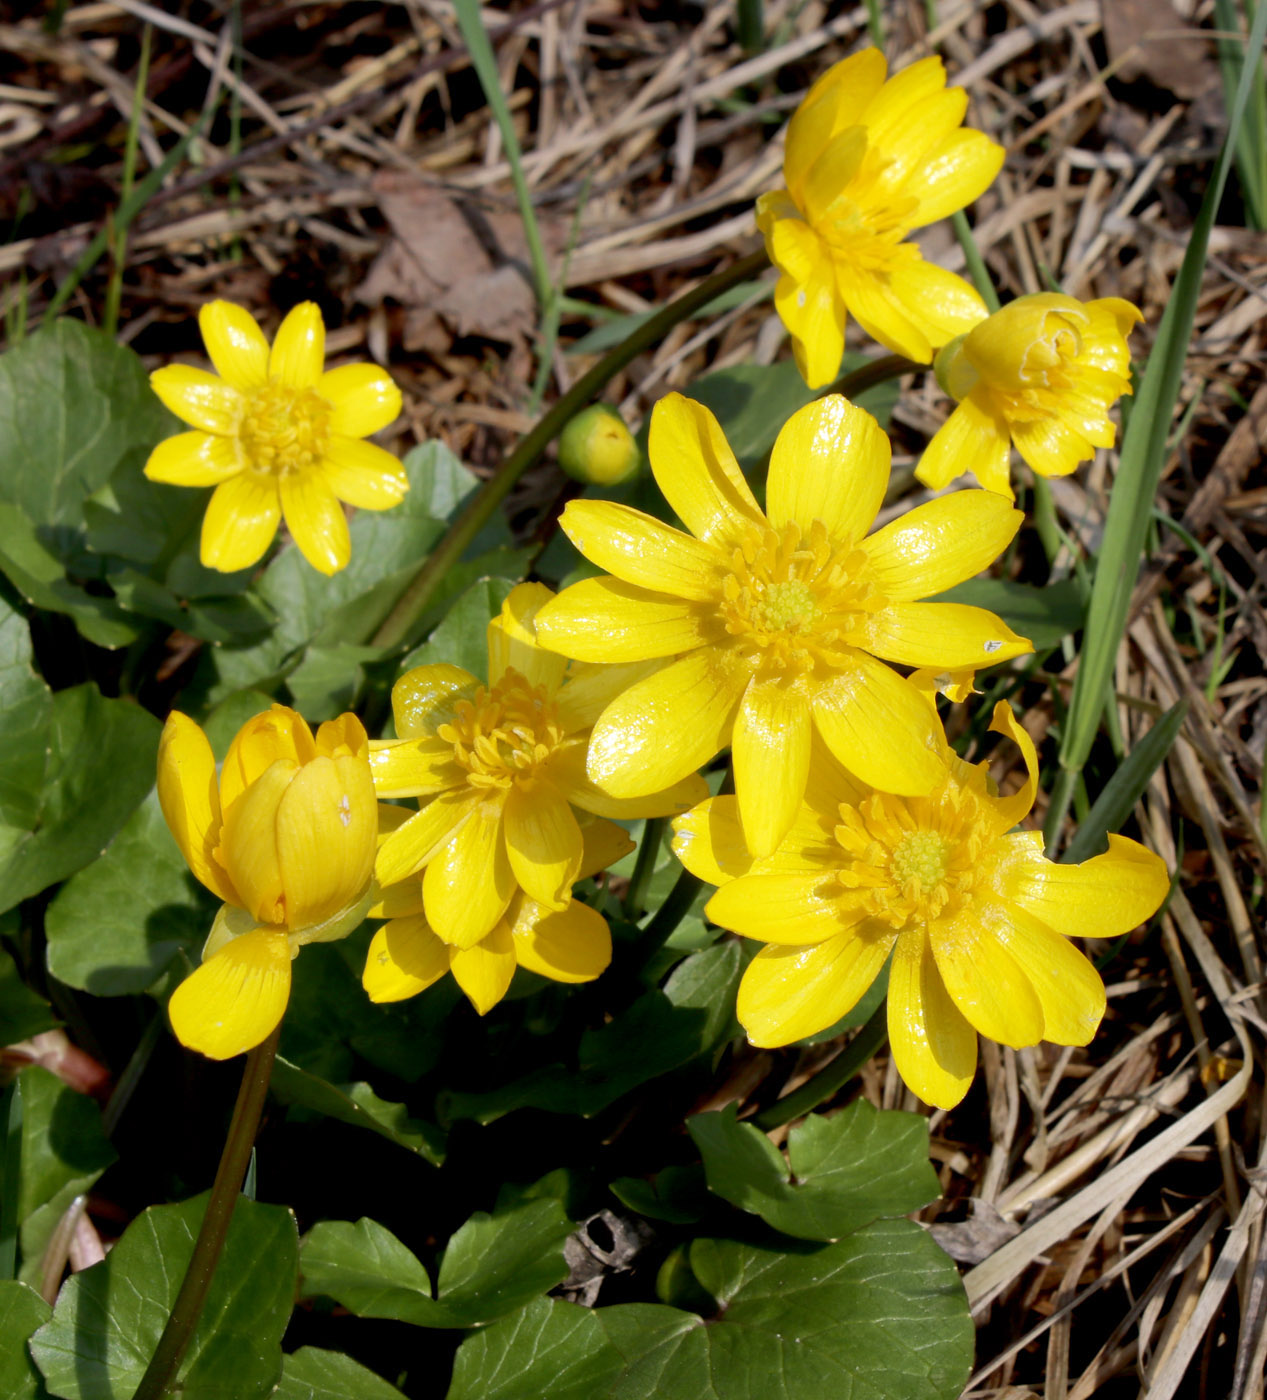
[557,404,640,486]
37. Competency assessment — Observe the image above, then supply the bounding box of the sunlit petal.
[647,393,764,545]
[865,601,1031,670]
[368,738,464,798]
[198,300,270,391]
[269,302,325,389]
[168,926,291,1060]
[767,395,889,543]
[557,501,722,601]
[375,789,481,887]
[535,578,717,663]
[423,799,515,949]
[548,742,708,820]
[150,365,243,435]
[362,918,449,1003]
[707,872,862,945]
[319,362,402,437]
[156,712,236,904]
[391,665,481,740]
[511,898,611,983]
[321,436,409,511]
[201,473,280,572]
[144,432,242,487]
[503,782,584,910]
[887,926,977,1108]
[280,471,350,576]
[733,680,811,858]
[915,397,1013,497]
[932,905,1045,1047]
[275,754,376,928]
[486,582,568,691]
[448,922,516,1015]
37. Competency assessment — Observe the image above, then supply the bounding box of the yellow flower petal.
[862,489,1023,602]
[764,214,845,390]
[707,872,861,945]
[557,501,722,602]
[368,877,425,919]
[737,928,895,1046]
[375,789,481,887]
[987,699,1040,832]
[217,759,294,926]
[647,394,764,545]
[321,437,409,511]
[991,904,1105,1045]
[997,832,1169,939]
[577,817,636,880]
[423,799,515,949]
[168,926,291,1060]
[448,922,516,1014]
[931,906,1045,1047]
[555,660,664,734]
[835,265,932,363]
[916,396,1013,497]
[1010,415,1094,479]
[800,126,869,227]
[733,681,811,858]
[906,129,1006,228]
[887,926,977,1109]
[391,664,481,740]
[766,395,889,544]
[362,918,449,1003]
[585,648,746,798]
[156,713,236,904]
[201,473,281,572]
[548,743,708,821]
[368,738,463,799]
[811,655,944,796]
[220,705,316,812]
[150,365,243,435]
[783,48,887,194]
[269,302,325,389]
[319,362,402,438]
[280,472,350,576]
[503,782,583,911]
[860,55,946,140]
[487,582,568,691]
[671,795,836,885]
[887,259,989,348]
[315,712,369,760]
[198,301,270,391]
[862,84,968,193]
[511,898,611,983]
[865,601,1032,670]
[275,753,376,929]
[144,432,242,487]
[535,578,717,663]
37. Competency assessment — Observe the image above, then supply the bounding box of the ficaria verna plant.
[15,17,1241,1400]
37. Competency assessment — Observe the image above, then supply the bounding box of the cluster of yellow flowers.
[152,48,1169,1110]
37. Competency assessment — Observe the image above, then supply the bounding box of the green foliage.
[300,1198,572,1328]
[273,1348,406,1400]
[0,945,59,1042]
[29,1193,298,1400]
[0,1281,52,1400]
[688,1101,939,1241]
[44,790,213,995]
[6,1066,116,1288]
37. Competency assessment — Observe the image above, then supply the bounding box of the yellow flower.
[145,300,407,575]
[363,817,634,1015]
[533,392,1031,859]
[367,583,706,1013]
[671,702,1170,1109]
[917,292,1142,499]
[757,49,1004,388]
[158,705,378,1059]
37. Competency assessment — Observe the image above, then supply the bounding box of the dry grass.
[4,0,1265,1394]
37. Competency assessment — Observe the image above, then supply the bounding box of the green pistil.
[753,579,818,632]
[891,831,951,888]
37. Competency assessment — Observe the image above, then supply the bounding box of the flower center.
[239,382,331,476]
[833,786,988,928]
[436,670,566,791]
[719,520,886,674]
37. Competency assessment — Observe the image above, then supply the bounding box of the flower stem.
[623,816,666,921]
[131,1026,281,1400]
[754,1000,888,1129]
[370,248,770,652]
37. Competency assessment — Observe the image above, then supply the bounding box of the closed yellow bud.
[557,404,640,485]
[157,704,377,1058]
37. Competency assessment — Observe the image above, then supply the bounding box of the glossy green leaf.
[0,945,59,1043]
[0,319,173,530]
[272,1348,406,1400]
[609,1165,707,1225]
[932,576,1086,654]
[0,684,160,916]
[446,1298,624,1400]
[0,1281,52,1400]
[45,790,213,996]
[29,1192,298,1400]
[689,1101,939,1241]
[270,1056,445,1165]
[301,1197,572,1329]
[0,504,139,649]
[599,1223,972,1399]
[0,602,53,834]
[398,576,520,680]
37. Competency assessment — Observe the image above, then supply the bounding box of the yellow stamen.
[435,670,567,791]
[239,382,331,476]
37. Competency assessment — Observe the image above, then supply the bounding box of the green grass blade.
[1213,0,1267,228]
[1057,0,1267,779]
[1061,701,1188,865]
[452,0,552,311]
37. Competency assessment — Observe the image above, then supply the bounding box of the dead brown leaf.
[1101,0,1220,100]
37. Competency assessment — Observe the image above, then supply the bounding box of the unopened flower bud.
[557,404,640,486]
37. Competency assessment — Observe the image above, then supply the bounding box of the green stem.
[131,1026,280,1400]
[639,868,703,949]
[370,249,769,651]
[1042,765,1078,857]
[754,1000,888,1129]
[623,817,666,921]
[1031,475,1061,567]
[822,352,920,401]
[952,210,1001,312]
